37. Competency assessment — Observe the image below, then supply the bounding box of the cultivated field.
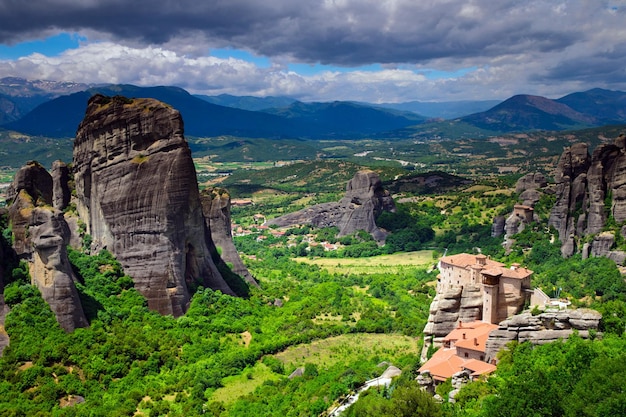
[294,250,436,274]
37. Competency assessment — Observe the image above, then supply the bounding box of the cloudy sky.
[0,0,625,102]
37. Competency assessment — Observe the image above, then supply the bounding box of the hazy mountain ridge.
[1,83,423,139]
[1,77,626,139]
[458,94,598,132]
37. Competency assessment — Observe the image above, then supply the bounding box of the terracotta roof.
[420,320,498,381]
[444,321,498,349]
[440,254,505,269]
[419,348,464,381]
[439,253,532,280]
[463,359,497,376]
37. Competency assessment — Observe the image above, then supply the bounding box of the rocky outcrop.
[6,162,88,331]
[549,136,626,258]
[515,172,547,194]
[52,160,71,211]
[6,160,53,207]
[421,285,483,360]
[484,308,601,362]
[491,215,505,238]
[267,170,395,242]
[73,94,235,316]
[200,188,257,286]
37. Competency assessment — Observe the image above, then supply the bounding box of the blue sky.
[0,1,625,102]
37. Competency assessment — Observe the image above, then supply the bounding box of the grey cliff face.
[73,94,234,316]
[267,170,395,242]
[7,163,88,332]
[52,160,71,211]
[548,136,626,259]
[200,188,257,286]
[421,285,483,360]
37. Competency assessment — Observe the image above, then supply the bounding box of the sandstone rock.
[7,166,88,332]
[52,160,71,211]
[73,94,235,316]
[27,207,89,331]
[515,173,547,194]
[591,232,615,258]
[504,212,525,237]
[200,188,257,286]
[547,138,626,261]
[484,308,601,362]
[491,215,505,237]
[519,189,542,207]
[5,161,53,206]
[267,170,395,242]
[421,285,484,359]
[608,250,626,265]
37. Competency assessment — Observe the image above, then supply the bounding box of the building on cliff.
[437,253,533,324]
[419,320,498,383]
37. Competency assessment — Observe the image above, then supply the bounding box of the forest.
[2,158,626,416]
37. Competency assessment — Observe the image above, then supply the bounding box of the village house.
[418,320,498,383]
[437,253,533,324]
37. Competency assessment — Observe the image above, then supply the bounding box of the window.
[464,352,468,358]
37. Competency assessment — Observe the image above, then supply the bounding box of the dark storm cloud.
[0,0,593,65]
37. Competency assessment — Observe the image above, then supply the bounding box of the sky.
[0,0,625,103]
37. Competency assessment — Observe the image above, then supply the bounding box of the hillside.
[262,101,426,137]
[195,93,297,111]
[371,99,501,119]
[459,94,597,132]
[557,88,626,124]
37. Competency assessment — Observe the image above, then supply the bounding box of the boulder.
[73,94,235,316]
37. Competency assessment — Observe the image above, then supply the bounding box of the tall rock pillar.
[73,95,235,316]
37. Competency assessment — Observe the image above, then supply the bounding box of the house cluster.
[419,320,498,383]
[420,253,534,384]
[231,220,341,251]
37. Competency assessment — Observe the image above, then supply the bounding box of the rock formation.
[495,173,546,243]
[72,94,235,316]
[421,285,484,359]
[267,170,396,242]
[484,308,601,362]
[0,216,8,355]
[52,160,71,211]
[549,136,626,258]
[6,162,88,331]
[200,187,257,286]
[515,172,547,194]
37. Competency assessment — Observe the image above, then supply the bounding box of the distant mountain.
[370,99,502,119]
[3,85,305,138]
[557,88,626,124]
[2,85,424,139]
[459,94,598,132]
[0,77,93,124]
[262,101,426,137]
[195,94,297,111]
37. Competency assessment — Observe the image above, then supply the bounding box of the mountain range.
[1,77,626,139]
